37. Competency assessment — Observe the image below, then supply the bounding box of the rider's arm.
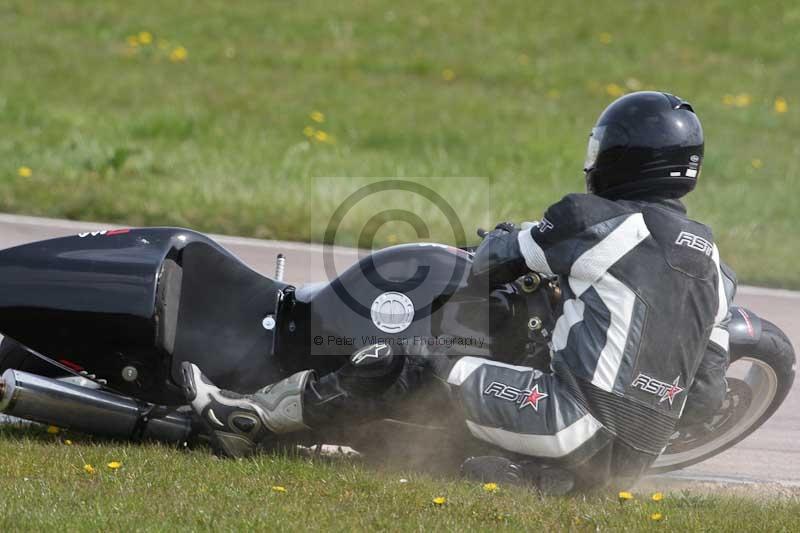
[517,193,636,277]
[681,260,737,425]
[473,194,614,282]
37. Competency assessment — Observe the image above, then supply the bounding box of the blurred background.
[1,0,798,286]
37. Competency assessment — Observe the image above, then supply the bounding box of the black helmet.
[584,91,704,199]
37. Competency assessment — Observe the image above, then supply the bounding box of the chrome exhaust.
[0,369,195,444]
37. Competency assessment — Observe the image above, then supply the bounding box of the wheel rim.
[652,356,779,470]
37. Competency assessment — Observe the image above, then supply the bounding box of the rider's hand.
[492,221,517,234]
[471,222,528,284]
[476,221,516,240]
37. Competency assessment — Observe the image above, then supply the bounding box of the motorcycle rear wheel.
[649,319,795,474]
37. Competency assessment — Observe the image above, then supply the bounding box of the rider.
[182,91,735,491]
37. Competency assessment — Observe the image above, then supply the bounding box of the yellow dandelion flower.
[483,482,499,493]
[432,496,447,505]
[751,158,763,169]
[735,93,751,108]
[775,97,788,114]
[722,94,735,107]
[107,461,122,470]
[169,46,188,63]
[138,31,153,45]
[441,68,456,81]
[598,32,613,45]
[272,486,287,493]
[314,130,329,142]
[651,492,664,502]
[17,166,32,177]
[84,464,96,475]
[650,512,664,521]
[64,439,73,446]
[618,491,634,501]
[47,425,60,434]
[303,126,315,137]
[126,35,139,47]
[605,83,624,98]
[310,111,325,123]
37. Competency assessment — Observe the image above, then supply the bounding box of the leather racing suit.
[438,193,732,489]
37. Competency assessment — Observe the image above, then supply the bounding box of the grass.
[1,1,800,286]
[1,425,799,532]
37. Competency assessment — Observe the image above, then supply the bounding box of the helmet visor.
[584,126,605,170]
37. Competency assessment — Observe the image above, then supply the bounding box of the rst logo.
[631,373,684,408]
[483,381,549,412]
[78,229,131,238]
[675,231,713,256]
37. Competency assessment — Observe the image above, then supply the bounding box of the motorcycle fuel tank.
[280,243,497,373]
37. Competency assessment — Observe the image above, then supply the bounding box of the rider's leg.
[434,355,657,492]
[182,343,405,458]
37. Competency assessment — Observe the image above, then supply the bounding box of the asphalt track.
[0,213,798,486]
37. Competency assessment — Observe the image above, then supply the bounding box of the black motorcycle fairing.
[0,229,168,348]
[166,240,288,394]
[0,228,289,404]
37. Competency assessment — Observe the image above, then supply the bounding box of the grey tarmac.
[0,213,797,487]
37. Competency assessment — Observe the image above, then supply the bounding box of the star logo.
[659,376,685,407]
[351,343,391,365]
[518,384,549,411]
[632,373,686,409]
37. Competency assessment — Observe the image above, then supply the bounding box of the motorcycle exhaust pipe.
[0,369,196,445]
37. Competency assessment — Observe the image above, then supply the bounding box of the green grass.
[1,425,799,532]
[1,1,799,287]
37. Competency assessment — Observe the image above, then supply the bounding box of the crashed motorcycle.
[0,227,794,474]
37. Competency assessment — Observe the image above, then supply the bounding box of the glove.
[471,222,528,284]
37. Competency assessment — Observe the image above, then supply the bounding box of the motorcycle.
[0,227,794,474]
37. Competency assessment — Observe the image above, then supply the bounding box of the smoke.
[326,383,487,479]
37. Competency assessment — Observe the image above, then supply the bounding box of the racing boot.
[181,362,313,458]
[182,343,405,457]
[302,342,406,427]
